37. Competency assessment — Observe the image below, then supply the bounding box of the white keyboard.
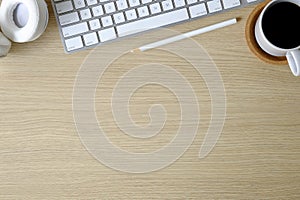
[52,0,263,53]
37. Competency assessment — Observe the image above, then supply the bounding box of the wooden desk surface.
[0,1,299,199]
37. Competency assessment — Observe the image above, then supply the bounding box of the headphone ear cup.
[0,32,12,57]
[0,0,48,43]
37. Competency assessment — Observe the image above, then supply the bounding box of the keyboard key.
[86,0,98,6]
[222,0,241,9]
[92,5,104,17]
[101,16,113,27]
[117,8,189,37]
[98,28,117,42]
[59,12,79,26]
[128,0,140,7]
[189,3,207,18]
[62,22,89,37]
[89,19,101,30]
[65,36,83,51]
[116,0,129,10]
[187,0,197,4]
[73,0,86,9]
[174,0,186,7]
[161,0,174,11]
[80,9,92,20]
[125,9,137,21]
[207,0,223,13]
[149,3,162,14]
[142,0,152,3]
[83,32,99,46]
[137,6,150,18]
[104,2,116,14]
[56,1,73,14]
[113,13,126,24]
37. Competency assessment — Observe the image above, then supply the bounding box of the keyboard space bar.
[117,8,189,37]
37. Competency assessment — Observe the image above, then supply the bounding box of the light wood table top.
[0,0,299,199]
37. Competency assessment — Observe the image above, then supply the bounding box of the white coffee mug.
[255,0,300,76]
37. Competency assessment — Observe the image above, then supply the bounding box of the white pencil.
[133,18,238,52]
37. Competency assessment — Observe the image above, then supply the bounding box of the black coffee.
[262,2,300,49]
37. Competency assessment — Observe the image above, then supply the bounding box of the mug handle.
[286,50,300,76]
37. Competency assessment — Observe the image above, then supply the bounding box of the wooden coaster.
[245,0,288,65]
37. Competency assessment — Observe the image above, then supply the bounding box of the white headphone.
[0,0,48,57]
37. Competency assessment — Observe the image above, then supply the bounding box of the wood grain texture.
[0,1,299,199]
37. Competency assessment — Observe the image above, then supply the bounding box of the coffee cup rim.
[258,0,300,51]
